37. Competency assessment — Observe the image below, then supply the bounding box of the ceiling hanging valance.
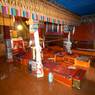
[0,0,80,25]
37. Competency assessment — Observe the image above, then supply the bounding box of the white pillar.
[29,20,44,78]
[6,39,13,62]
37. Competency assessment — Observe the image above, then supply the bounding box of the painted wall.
[73,23,95,49]
[74,23,95,41]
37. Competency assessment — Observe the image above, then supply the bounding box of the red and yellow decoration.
[0,0,80,25]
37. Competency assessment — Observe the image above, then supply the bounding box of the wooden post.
[29,19,44,78]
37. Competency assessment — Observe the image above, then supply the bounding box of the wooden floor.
[0,59,95,95]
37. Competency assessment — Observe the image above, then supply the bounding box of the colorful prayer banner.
[22,10,26,17]
[40,15,44,21]
[46,17,50,22]
[32,12,38,20]
[11,8,16,16]
[0,3,65,25]
[57,20,60,24]
[26,10,30,18]
[62,20,64,25]
[17,8,21,16]
[50,17,52,22]
[0,4,2,13]
[2,6,8,15]
[52,18,55,23]
[5,6,8,14]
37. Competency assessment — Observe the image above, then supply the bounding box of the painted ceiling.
[48,0,95,16]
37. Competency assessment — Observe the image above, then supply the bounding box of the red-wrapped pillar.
[3,26,13,63]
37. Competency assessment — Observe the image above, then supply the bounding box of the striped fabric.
[11,8,16,16]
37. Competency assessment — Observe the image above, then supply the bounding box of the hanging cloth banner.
[59,20,62,25]
[26,10,30,18]
[2,6,8,15]
[54,19,57,24]
[0,4,2,13]
[36,13,38,20]
[40,15,42,21]
[13,8,16,16]
[42,16,44,21]
[11,8,16,16]
[32,12,38,20]
[2,6,7,15]
[60,20,64,25]
[50,17,52,22]
[32,13,35,20]
[17,8,21,16]
[46,17,48,22]
[44,15,47,21]
[40,15,44,21]
[62,20,64,25]
[22,10,26,17]
[5,6,8,14]
[57,20,60,24]
[2,6,5,14]
[38,13,41,21]
[10,8,13,15]
[52,18,55,24]
[46,17,50,22]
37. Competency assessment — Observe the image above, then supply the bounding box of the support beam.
[29,19,44,78]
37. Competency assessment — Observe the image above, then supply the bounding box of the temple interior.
[0,0,95,95]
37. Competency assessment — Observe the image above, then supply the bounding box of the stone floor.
[0,58,95,95]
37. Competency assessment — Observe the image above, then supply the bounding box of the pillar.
[3,26,13,63]
[29,19,44,78]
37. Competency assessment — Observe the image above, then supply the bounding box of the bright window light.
[17,24,23,31]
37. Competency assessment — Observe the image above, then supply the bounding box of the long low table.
[43,61,86,88]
